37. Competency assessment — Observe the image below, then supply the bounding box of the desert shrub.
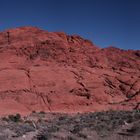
[12,123,35,137]
[34,130,51,140]
[58,116,67,121]
[32,110,36,114]
[1,117,9,122]
[70,125,82,134]
[39,111,46,114]
[8,113,21,122]
[78,132,87,138]
[66,135,76,140]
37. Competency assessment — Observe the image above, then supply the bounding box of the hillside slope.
[0,26,140,115]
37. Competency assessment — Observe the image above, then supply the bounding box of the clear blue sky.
[0,0,140,50]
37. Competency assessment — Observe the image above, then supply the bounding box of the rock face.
[0,26,140,115]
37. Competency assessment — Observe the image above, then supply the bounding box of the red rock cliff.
[0,26,140,115]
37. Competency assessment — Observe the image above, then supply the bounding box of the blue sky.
[0,0,140,50]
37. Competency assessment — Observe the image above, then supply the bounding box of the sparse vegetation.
[0,110,140,139]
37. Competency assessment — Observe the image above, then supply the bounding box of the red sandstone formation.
[0,26,140,115]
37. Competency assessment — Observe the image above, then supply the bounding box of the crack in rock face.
[0,26,139,115]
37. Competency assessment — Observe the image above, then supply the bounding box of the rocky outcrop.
[0,26,139,115]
